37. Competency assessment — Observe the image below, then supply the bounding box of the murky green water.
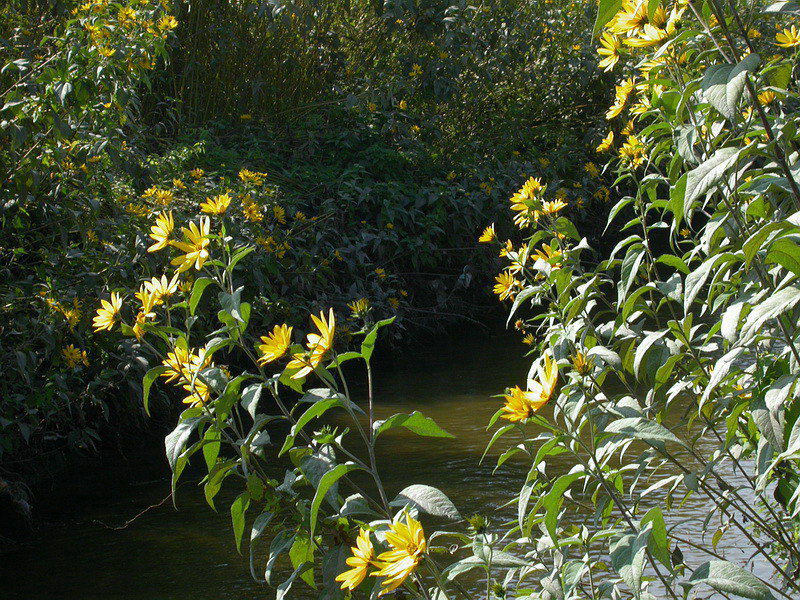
[3,330,760,599]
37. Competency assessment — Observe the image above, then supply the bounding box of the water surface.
[2,330,764,598]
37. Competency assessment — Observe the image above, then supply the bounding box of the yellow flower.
[409,63,422,77]
[161,347,209,384]
[776,25,800,48]
[371,513,426,595]
[272,205,286,223]
[239,169,265,185]
[584,162,599,177]
[348,298,371,317]
[287,309,335,379]
[541,199,567,216]
[367,102,377,112]
[509,177,546,227]
[200,193,232,215]
[171,217,211,272]
[336,528,374,591]
[144,273,179,301]
[533,243,563,268]
[93,292,122,332]
[758,90,777,105]
[375,267,386,279]
[148,211,174,252]
[501,386,544,421]
[158,14,178,31]
[621,119,636,136]
[502,353,558,421]
[597,32,622,71]
[619,135,647,168]
[410,125,421,135]
[398,99,407,110]
[606,78,635,120]
[479,224,496,243]
[596,130,615,152]
[62,344,89,368]
[388,297,400,309]
[623,24,669,48]
[241,195,263,222]
[572,351,591,374]
[172,178,186,190]
[257,324,293,365]
[190,168,204,179]
[522,333,535,345]
[295,211,307,221]
[493,271,519,301]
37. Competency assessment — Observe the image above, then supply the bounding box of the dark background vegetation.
[0,0,613,530]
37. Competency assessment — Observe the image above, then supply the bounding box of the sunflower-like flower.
[62,344,89,368]
[199,193,232,215]
[619,135,647,168]
[257,324,293,365]
[776,25,800,48]
[148,211,174,252]
[161,347,213,405]
[286,309,335,378]
[93,291,122,332]
[509,177,545,227]
[623,23,669,48]
[501,353,558,421]
[371,513,426,595]
[478,224,496,243]
[596,130,615,152]
[335,528,374,591]
[347,298,371,318]
[144,273,180,301]
[606,78,635,120]
[541,199,568,217]
[597,31,622,71]
[533,243,563,268]
[171,217,211,272]
[501,386,544,422]
[493,271,520,301]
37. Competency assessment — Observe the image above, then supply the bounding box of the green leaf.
[310,463,360,539]
[361,317,395,362]
[240,383,264,419]
[373,411,454,439]
[702,347,745,403]
[202,425,221,471]
[683,147,743,217]
[605,417,683,449]
[767,238,800,277]
[620,243,646,304]
[189,277,214,315]
[611,529,650,598]
[543,473,583,542]
[740,286,800,343]
[231,492,251,554]
[165,416,204,471]
[642,507,671,568]
[689,561,775,599]
[701,54,760,120]
[143,366,168,416]
[390,484,461,520]
[279,394,350,456]
[289,533,316,587]
[593,0,623,36]
[249,512,274,580]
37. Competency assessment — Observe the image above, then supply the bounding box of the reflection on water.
[2,330,765,598]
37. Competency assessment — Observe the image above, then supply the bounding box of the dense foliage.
[0,0,602,465]
[98,0,800,598]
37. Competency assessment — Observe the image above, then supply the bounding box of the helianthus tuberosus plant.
[477,0,800,597]
[94,200,525,599]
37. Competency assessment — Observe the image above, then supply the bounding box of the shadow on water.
[1,328,764,598]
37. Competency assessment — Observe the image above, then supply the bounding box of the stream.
[2,329,762,599]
